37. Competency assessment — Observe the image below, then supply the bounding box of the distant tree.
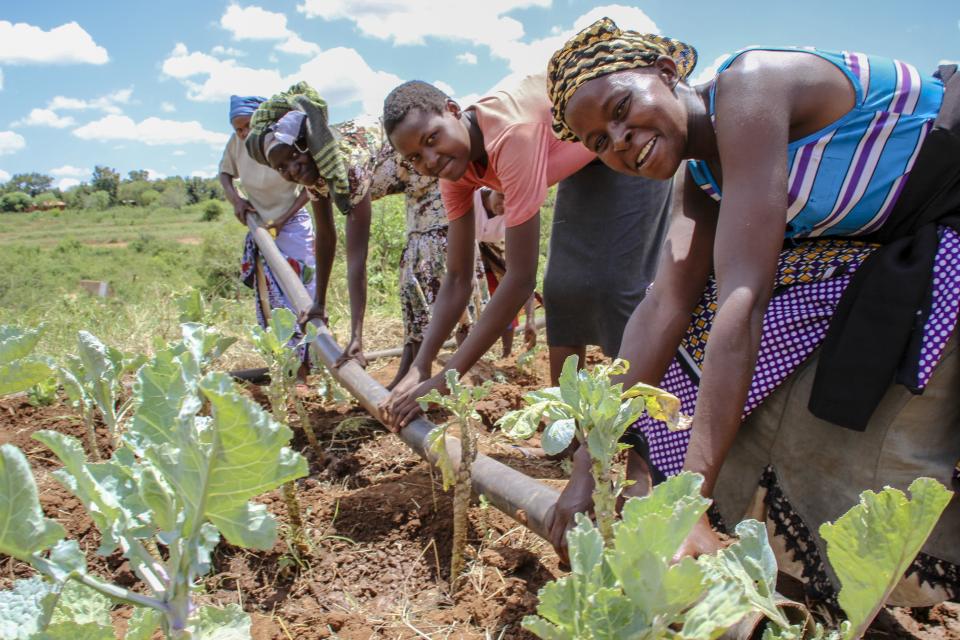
[139,189,161,207]
[6,173,54,197]
[160,183,188,208]
[91,166,121,203]
[118,180,151,205]
[0,192,32,212]
[127,169,150,182]
[82,190,111,211]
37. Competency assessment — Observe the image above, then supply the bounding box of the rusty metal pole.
[246,214,558,539]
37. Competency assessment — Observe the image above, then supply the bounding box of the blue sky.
[0,0,957,190]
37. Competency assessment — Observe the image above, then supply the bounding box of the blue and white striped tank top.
[686,48,944,238]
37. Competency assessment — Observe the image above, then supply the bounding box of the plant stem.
[282,481,310,558]
[591,458,616,547]
[83,407,101,462]
[292,385,323,460]
[450,417,475,592]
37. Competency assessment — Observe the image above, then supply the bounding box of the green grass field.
[0,193,553,369]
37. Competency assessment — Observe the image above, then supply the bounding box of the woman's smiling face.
[388,103,472,181]
[267,144,320,186]
[564,58,688,180]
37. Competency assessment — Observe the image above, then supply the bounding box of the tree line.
[0,167,225,212]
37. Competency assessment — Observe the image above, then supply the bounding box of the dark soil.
[1,349,956,638]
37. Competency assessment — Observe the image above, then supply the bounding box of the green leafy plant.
[174,289,225,325]
[515,343,543,375]
[249,307,321,557]
[0,323,55,396]
[0,343,308,639]
[523,473,953,640]
[498,355,686,543]
[57,331,145,460]
[418,370,491,590]
[764,477,954,640]
[27,376,60,407]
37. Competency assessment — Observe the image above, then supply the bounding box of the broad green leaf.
[622,382,684,430]
[699,519,788,628]
[541,418,576,456]
[0,444,65,561]
[270,307,299,345]
[181,323,237,369]
[76,331,120,430]
[0,576,59,640]
[819,477,953,639]
[139,465,179,532]
[532,574,580,634]
[44,540,88,583]
[680,576,753,640]
[582,587,636,639]
[0,358,56,396]
[557,354,581,410]
[567,513,604,577]
[172,373,306,548]
[126,349,201,454]
[249,324,281,358]
[0,324,44,364]
[33,431,139,554]
[176,289,205,323]
[496,401,552,440]
[125,607,162,640]
[48,580,112,627]
[190,604,252,640]
[35,622,116,640]
[522,615,568,640]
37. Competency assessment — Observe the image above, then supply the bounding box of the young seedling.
[418,369,491,590]
[0,344,308,639]
[515,343,543,376]
[498,355,687,544]
[57,331,145,460]
[249,307,321,557]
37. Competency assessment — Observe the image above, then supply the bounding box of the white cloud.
[0,169,9,182]
[146,169,166,180]
[434,80,455,96]
[456,52,478,65]
[13,108,76,128]
[297,2,656,82]
[220,5,319,57]
[48,88,132,115]
[57,178,81,191]
[161,102,176,113]
[689,53,729,86]
[162,43,400,114]
[277,34,321,56]
[0,21,108,65]
[50,165,90,178]
[190,167,217,179]
[212,45,245,57]
[0,131,26,155]
[72,115,229,146]
[221,5,290,40]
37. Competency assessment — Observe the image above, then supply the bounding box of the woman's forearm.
[345,195,372,338]
[311,196,336,309]
[272,189,310,228]
[219,172,241,205]
[682,290,767,496]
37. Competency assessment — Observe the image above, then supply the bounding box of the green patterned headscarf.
[547,17,697,142]
[246,82,352,214]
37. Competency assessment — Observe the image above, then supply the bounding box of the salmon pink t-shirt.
[440,74,596,228]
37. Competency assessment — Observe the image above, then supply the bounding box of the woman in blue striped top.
[543,17,958,565]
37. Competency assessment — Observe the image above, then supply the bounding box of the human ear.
[445,99,463,119]
[655,55,680,90]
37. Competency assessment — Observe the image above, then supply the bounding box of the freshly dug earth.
[0,349,957,639]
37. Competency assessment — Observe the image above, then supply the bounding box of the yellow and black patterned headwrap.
[548,17,698,142]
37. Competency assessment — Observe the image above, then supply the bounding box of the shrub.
[0,192,33,212]
[81,191,110,211]
[201,200,224,222]
[138,189,160,207]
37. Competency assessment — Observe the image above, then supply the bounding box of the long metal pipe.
[246,214,558,539]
